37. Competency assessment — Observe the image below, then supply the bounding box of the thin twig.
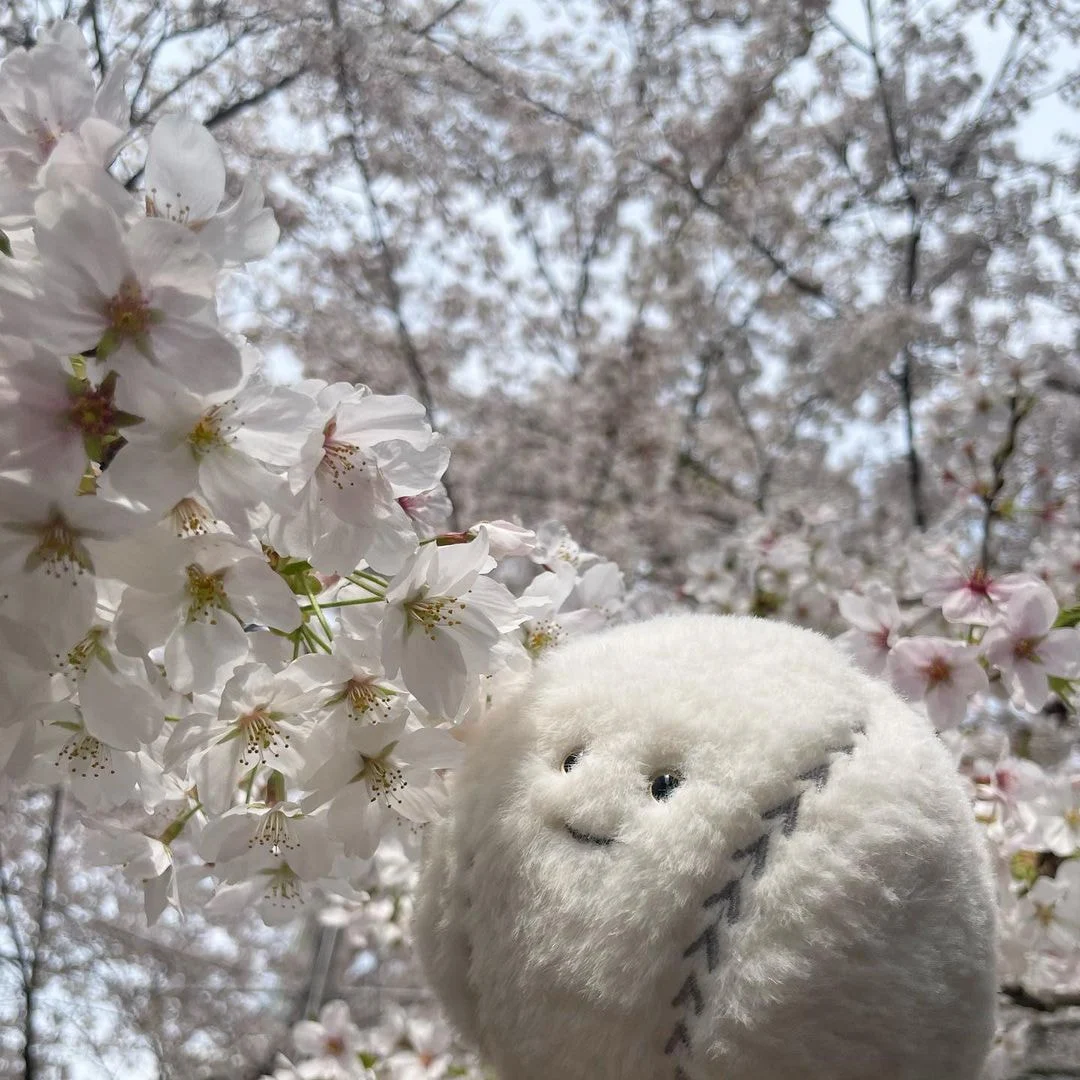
[978,387,1034,570]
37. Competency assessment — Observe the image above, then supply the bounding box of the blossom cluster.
[0,23,624,936]
[266,999,489,1080]
[836,562,1080,996]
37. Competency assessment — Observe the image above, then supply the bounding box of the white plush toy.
[415,614,997,1080]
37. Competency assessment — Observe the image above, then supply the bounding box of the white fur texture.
[415,614,997,1080]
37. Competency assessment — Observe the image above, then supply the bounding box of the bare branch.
[23,787,63,1080]
[978,386,1034,571]
[407,27,839,313]
[0,840,29,982]
[326,0,458,524]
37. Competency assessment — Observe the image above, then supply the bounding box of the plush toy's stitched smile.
[565,823,615,846]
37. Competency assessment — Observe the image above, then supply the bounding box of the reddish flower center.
[321,419,364,490]
[965,566,992,597]
[36,124,58,159]
[67,380,118,437]
[325,1035,346,1055]
[1013,637,1040,663]
[103,275,153,340]
[923,655,953,688]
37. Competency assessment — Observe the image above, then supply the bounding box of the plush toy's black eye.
[562,750,582,772]
[650,772,681,800]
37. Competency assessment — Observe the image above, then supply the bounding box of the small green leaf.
[0,230,11,257]
[1048,674,1074,707]
[1053,605,1080,629]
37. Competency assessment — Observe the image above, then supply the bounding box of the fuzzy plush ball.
[415,614,997,1080]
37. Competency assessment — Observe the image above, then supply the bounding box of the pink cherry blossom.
[982,584,1080,711]
[921,555,1040,626]
[886,636,989,729]
[836,584,902,677]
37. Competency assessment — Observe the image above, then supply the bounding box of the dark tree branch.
[204,68,306,131]
[979,387,1034,571]
[408,28,839,313]
[861,0,928,530]
[327,0,458,526]
[579,306,648,543]
[23,787,63,1080]
[1002,983,1080,1013]
[0,841,29,981]
[940,12,1030,191]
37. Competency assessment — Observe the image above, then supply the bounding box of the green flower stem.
[158,801,203,846]
[301,596,384,610]
[347,569,388,590]
[301,623,332,654]
[303,578,333,639]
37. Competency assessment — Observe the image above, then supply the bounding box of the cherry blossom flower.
[105,371,321,530]
[304,713,464,858]
[886,637,989,729]
[836,584,902,676]
[473,519,536,558]
[290,636,406,731]
[294,1000,365,1067]
[1015,775,1080,858]
[144,114,279,265]
[270,383,439,575]
[0,21,128,227]
[381,531,524,716]
[10,187,242,394]
[33,702,159,811]
[1015,861,1080,955]
[981,584,1080,711]
[52,622,165,749]
[0,345,142,487]
[683,549,736,607]
[84,827,180,924]
[0,476,148,633]
[198,802,336,882]
[113,536,301,694]
[920,555,1040,626]
[517,561,608,658]
[383,1014,455,1080]
[167,661,322,812]
[531,519,589,568]
[205,863,314,926]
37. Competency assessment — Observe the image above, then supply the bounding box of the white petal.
[79,664,162,749]
[395,727,465,770]
[337,393,430,449]
[164,617,250,694]
[401,628,468,718]
[327,786,382,858]
[145,115,226,224]
[147,316,243,395]
[1039,629,1080,678]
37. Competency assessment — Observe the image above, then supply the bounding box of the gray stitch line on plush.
[662,720,868,1076]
